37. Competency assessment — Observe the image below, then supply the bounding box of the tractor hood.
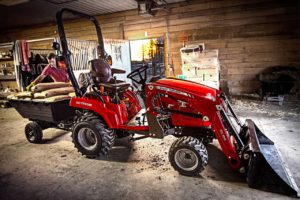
[154,78,219,101]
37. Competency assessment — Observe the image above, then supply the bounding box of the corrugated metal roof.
[0,0,186,31]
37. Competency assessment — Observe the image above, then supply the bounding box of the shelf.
[0,58,13,62]
[0,75,16,81]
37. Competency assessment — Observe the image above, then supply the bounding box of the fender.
[70,97,127,128]
[124,90,142,118]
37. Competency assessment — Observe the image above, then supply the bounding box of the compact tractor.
[10,9,299,197]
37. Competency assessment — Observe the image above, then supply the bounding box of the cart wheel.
[72,113,115,158]
[169,136,208,176]
[25,122,43,143]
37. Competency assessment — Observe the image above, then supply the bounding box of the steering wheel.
[127,65,148,86]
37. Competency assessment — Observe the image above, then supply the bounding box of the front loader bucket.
[246,119,299,197]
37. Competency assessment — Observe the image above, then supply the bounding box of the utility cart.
[9,99,76,143]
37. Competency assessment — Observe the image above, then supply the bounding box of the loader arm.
[212,110,241,170]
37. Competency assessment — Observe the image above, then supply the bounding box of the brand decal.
[75,101,92,107]
[156,86,193,97]
[219,129,227,141]
[204,93,216,101]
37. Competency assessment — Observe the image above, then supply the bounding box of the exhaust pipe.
[246,119,299,197]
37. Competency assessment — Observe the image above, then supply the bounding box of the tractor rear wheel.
[72,113,115,158]
[169,136,208,176]
[25,122,43,143]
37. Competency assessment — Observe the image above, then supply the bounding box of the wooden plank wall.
[0,0,299,94]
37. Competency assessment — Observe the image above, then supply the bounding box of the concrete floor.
[0,98,299,200]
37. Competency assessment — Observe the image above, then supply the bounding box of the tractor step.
[127,109,147,126]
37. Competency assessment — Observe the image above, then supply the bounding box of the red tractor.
[55,9,298,197]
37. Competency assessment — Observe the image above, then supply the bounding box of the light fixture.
[138,0,157,17]
[137,0,168,17]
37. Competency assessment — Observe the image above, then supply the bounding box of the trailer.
[9,99,76,143]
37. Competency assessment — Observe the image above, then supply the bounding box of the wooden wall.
[0,0,299,94]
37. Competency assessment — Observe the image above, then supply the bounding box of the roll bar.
[56,8,106,96]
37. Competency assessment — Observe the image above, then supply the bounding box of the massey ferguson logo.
[75,101,92,107]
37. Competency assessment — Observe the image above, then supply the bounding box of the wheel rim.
[26,130,35,141]
[77,127,98,151]
[174,148,199,171]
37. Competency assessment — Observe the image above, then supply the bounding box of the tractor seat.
[99,82,130,93]
[90,58,129,92]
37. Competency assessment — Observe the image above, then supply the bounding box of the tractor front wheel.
[169,136,208,176]
[72,113,115,158]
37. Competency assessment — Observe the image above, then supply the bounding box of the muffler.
[246,119,299,197]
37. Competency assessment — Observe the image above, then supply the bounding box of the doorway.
[129,37,165,80]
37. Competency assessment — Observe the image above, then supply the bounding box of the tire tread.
[72,113,115,157]
[169,136,208,176]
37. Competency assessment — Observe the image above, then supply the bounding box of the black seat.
[90,59,130,93]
